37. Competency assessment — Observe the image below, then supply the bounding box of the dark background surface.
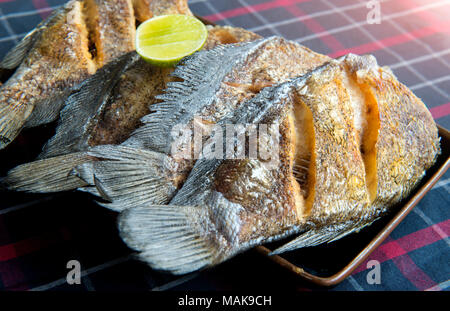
[0,0,449,291]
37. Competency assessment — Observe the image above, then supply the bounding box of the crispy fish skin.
[272,55,441,253]
[149,0,192,16]
[204,25,262,49]
[117,54,440,274]
[118,83,298,273]
[74,37,329,211]
[132,0,154,23]
[4,26,264,193]
[40,25,263,157]
[87,61,168,148]
[26,0,138,128]
[127,37,330,153]
[294,58,371,226]
[348,57,440,211]
[83,0,136,68]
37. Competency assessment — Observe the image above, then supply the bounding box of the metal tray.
[256,125,449,287]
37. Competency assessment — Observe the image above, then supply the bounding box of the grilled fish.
[116,53,440,274]
[0,0,192,150]
[3,27,264,192]
[204,25,264,49]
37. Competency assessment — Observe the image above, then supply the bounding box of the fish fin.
[73,145,177,211]
[0,3,67,71]
[39,52,139,158]
[270,229,339,255]
[3,152,90,193]
[326,221,376,244]
[125,46,230,151]
[270,222,373,255]
[0,29,39,71]
[0,100,34,149]
[125,38,270,152]
[76,185,101,197]
[118,204,219,275]
[24,89,72,128]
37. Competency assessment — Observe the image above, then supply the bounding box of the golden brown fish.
[116,53,440,274]
[82,0,136,68]
[0,0,192,150]
[3,26,263,193]
[132,0,193,22]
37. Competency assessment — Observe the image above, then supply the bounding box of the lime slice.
[136,14,208,67]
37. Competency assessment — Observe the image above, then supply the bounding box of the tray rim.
[256,124,450,287]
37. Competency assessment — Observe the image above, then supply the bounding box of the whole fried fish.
[4,37,329,203]
[0,0,192,150]
[116,54,440,274]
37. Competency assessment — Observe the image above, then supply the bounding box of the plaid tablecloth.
[0,0,449,292]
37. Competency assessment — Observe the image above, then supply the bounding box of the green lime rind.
[136,15,208,68]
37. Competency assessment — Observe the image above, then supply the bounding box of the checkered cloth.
[0,0,449,291]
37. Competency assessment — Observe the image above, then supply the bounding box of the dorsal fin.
[39,52,140,159]
[123,37,283,153]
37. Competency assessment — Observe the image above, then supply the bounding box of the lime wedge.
[136,14,208,67]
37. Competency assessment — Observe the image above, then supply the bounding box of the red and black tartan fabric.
[0,0,449,291]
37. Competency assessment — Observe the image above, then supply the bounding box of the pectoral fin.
[74,145,177,211]
[118,204,220,275]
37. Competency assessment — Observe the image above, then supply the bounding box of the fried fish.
[0,0,96,148]
[2,31,440,275]
[116,53,440,274]
[0,0,192,150]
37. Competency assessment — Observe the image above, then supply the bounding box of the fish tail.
[73,145,178,211]
[3,152,90,192]
[0,100,34,149]
[118,204,221,275]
